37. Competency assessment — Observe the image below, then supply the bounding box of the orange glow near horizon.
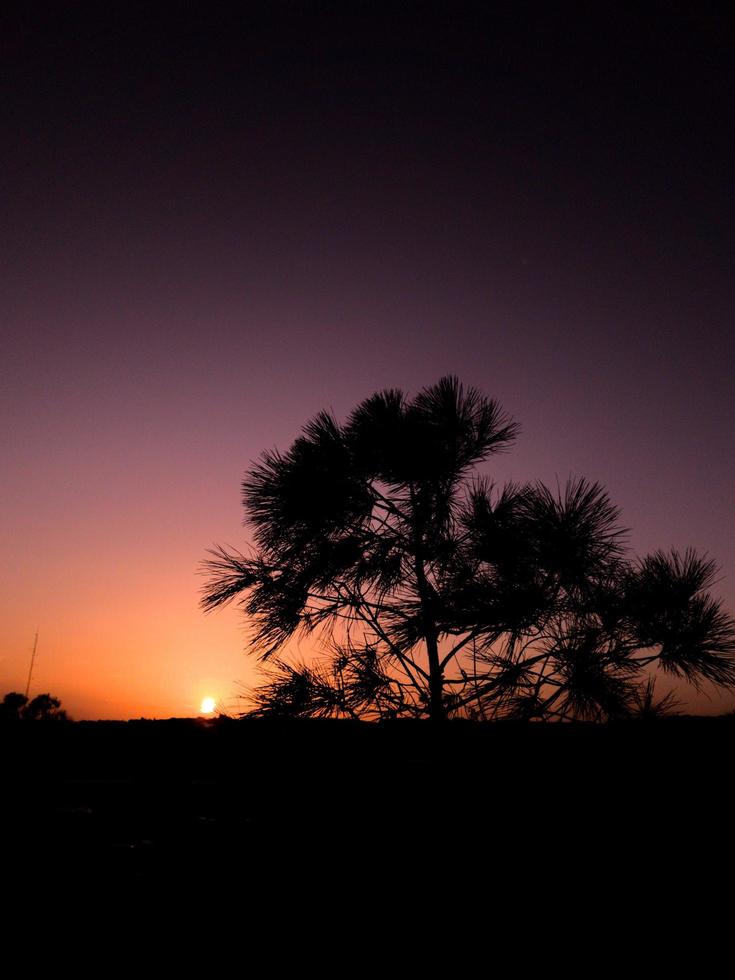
[0,528,256,720]
[2,484,735,720]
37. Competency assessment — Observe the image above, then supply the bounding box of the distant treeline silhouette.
[202,377,735,721]
[0,691,69,722]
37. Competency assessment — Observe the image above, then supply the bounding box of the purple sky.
[2,5,734,717]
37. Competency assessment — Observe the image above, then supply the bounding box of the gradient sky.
[2,4,734,718]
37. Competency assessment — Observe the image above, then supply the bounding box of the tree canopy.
[202,377,735,721]
[0,692,69,722]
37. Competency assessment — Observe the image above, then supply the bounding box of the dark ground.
[4,716,733,901]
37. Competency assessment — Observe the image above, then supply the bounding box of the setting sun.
[200,697,216,715]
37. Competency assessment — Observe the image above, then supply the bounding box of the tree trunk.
[424,626,445,721]
[410,493,445,720]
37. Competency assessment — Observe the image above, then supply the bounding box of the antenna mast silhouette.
[25,630,39,699]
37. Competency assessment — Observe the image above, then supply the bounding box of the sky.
[2,4,734,718]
